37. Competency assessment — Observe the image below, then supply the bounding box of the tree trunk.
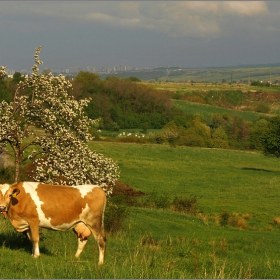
[14,156,21,183]
[12,145,22,183]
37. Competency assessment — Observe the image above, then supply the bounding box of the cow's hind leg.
[89,223,106,265]
[75,238,88,258]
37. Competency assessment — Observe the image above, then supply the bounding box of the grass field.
[146,81,280,116]
[144,81,280,93]
[1,142,280,278]
[173,99,265,122]
[140,65,280,84]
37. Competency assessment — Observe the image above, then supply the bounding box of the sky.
[1,1,280,71]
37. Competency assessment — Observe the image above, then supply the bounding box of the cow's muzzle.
[0,206,7,212]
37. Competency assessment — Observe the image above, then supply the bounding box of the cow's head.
[0,184,20,213]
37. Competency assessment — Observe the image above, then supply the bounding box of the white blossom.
[0,46,119,194]
[0,66,7,80]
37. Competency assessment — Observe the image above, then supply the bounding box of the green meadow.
[173,99,264,122]
[1,142,280,278]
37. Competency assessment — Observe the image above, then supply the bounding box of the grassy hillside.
[89,142,280,227]
[144,81,280,116]
[158,66,280,83]
[173,100,264,122]
[1,142,280,278]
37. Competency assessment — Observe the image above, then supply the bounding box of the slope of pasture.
[1,207,280,278]
[89,142,280,229]
[173,99,265,122]
[1,142,280,278]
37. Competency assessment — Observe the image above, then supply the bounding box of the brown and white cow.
[0,182,107,265]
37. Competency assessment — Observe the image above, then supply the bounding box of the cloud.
[76,1,272,38]
[0,1,277,39]
[222,1,268,16]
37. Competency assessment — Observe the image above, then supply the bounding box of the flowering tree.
[0,47,119,194]
[0,66,7,80]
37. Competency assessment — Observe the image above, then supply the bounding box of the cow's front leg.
[27,224,40,258]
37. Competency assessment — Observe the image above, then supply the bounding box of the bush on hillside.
[105,202,129,234]
[147,132,166,144]
[177,134,205,147]
[256,103,270,113]
[0,167,14,183]
[251,81,270,87]
[219,210,250,229]
[262,115,280,157]
[172,195,198,215]
[249,118,269,150]
[210,138,229,149]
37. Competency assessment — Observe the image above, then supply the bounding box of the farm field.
[1,142,280,278]
[173,99,264,122]
[143,81,280,93]
[113,65,280,84]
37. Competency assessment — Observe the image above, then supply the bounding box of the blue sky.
[1,1,280,70]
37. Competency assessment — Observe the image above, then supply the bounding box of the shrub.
[262,115,280,157]
[273,217,280,225]
[148,132,166,144]
[139,190,171,209]
[0,167,14,183]
[211,139,229,149]
[173,91,184,100]
[177,134,205,147]
[88,126,101,140]
[105,202,129,234]
[219,210,249,229]
[187,95,206,104]
[211,127,228,141]
[236,218,248,229]
[105,121,120,131]
[125,76,141,82]
[256,103,270,113]
[172,195,198,215]
[219,210,230,226]
[153,192,172,209]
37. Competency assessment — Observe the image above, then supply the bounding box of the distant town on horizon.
[4,61,280,77]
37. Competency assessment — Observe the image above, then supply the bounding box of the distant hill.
[100,64,280,83]
[231,63,280,68]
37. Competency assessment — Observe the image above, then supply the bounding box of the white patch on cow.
[22,182,54,228]
[72,184,99,198]
[0,184,10,197]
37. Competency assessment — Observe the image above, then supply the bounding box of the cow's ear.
[10,188,20,198]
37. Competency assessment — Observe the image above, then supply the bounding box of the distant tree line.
[1,70,280,154]
[70,72,180,130]
[152,113,269,151]
[250,81,271,87]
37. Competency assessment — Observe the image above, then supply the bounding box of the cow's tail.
[101,196,107,242]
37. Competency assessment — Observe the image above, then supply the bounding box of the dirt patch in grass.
[112,181,147,197]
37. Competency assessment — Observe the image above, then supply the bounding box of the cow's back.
[35,183,87,227]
